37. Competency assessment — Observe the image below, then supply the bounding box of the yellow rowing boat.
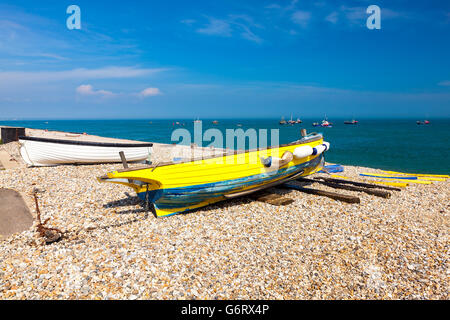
[99,134,330,217]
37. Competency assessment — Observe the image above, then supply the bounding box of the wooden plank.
[119,151,133,184]
[314,176,401,191]
[281,183,360,204]
[119,151,129,169]
[250,191,294,206]
[299,178,391,198]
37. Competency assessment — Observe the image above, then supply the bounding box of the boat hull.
[19,137,153,167]
[136,155,323,217]
[99,135,328,217]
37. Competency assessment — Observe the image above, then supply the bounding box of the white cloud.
[325,12,339,24]
[195,15,263,43]
[0,66,166,84]
[236,23,263,43]
[197,18,232,36]
[340,6,366,25]
[76,85,162,98]
[438,81,450,86]
[265,4,281,9]
[139,87,162,97]
[76,84,114,96]
[291,11,311,27]
[181,19,196,25]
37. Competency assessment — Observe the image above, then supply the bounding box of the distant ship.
[295,118,302,124]
[417,120,430,125]
[212,120,219,124]
[321,119,332,127]
[314,116,332,127]
[279,116,287,125]
[287,114,296,125]
[193,117,202,124]
[344,119,358,125]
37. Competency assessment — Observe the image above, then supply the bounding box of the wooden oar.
[315,177,401,191]
[281,183,360,204]
[299,178,391,198]
[327,175,408,188]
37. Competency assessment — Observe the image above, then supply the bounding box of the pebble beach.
[0,139,448,300]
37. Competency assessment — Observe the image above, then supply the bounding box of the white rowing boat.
[19,136,153,167]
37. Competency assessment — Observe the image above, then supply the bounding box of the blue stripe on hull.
[137,155,323,210]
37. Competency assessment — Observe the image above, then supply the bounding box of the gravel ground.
[0,142,448,299]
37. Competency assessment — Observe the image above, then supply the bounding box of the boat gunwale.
[113,134,323,174]
[19,136,153,148]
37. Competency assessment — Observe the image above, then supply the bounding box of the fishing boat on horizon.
[19,136,153,167]
[344,119,358,125]
[287,114,296,125]
[99,133,330,217]
[320,115,333,127]
[313,116,332,127]
[321,120,332,127]
[212,120,219,124]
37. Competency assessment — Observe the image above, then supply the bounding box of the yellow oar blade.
[417,177,446,182]
[370,181,409,188]
[382,170,449,178]
[328,174,409,187]
[374,178,431,185]
[330,174,350,179]
[361,172,445,181]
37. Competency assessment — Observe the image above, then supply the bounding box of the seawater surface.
[1,119,449,174]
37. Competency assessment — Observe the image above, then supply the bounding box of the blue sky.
[0,0,449,119]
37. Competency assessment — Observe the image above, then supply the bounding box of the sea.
[1,119,449,174]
